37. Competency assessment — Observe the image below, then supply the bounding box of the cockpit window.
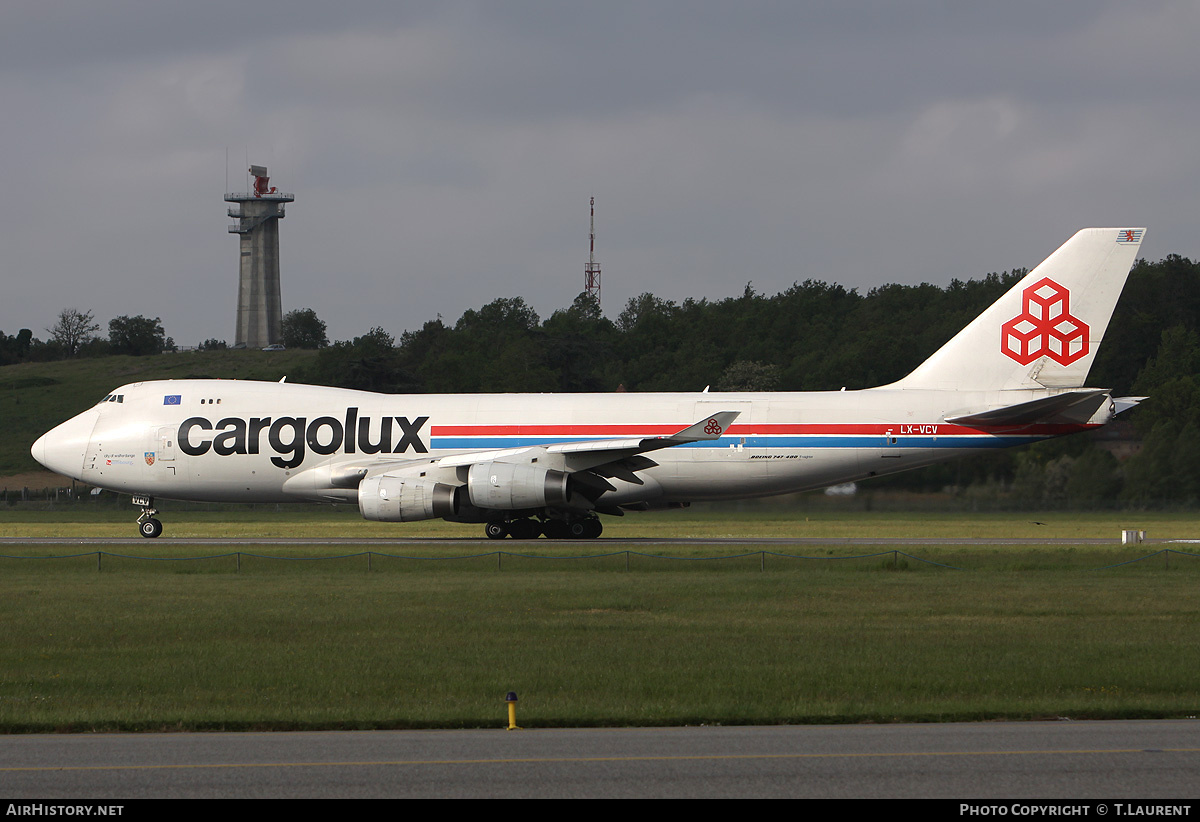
[96,394,125,405]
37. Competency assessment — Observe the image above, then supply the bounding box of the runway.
[0,536,1163,546]
[1,721,1198,799]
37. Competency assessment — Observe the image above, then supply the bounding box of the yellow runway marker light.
[506,691,521,730]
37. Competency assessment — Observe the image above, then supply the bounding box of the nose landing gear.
[132,495,162,539]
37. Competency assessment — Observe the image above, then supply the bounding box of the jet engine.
[466,461,574,510]
[358,474,460,522]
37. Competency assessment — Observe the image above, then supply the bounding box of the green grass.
[2,508,1197,730]
[0,537,1197,730]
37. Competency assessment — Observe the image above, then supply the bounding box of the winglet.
[545,411,743,472]
[665,411,740,443]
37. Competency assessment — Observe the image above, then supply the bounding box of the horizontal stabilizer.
[1113,396,1147,416]
[945,390,1110,426]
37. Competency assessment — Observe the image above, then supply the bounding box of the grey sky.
[2,1,1197,348]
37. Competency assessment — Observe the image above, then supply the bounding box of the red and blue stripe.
[428,422,1097,451]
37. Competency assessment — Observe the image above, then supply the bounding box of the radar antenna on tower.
[584,197,601,305]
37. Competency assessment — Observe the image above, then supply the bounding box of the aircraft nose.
[31,409,99,479]
[31,433,46,466]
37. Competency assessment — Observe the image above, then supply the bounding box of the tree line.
[6,255,1200,505]
[0,308,329,364]
[0,311,174,363]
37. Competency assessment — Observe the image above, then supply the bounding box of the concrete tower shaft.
[226,165,294,348]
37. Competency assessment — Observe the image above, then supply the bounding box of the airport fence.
[1,548,1197,573]
[2,485,82,505]
[1,549,958,573]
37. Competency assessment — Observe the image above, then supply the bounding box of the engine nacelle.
[358,474,460,522]
[467,461,572,510]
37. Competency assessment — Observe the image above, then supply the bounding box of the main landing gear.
[133,495,163,539]
[484,516,603,540]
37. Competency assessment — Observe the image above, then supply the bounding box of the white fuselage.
[39,378,1100,507]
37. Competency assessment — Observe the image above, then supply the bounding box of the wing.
[438,410,741,471]
[283,411,742,507]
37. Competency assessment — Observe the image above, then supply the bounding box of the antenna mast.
[584,197,601,305]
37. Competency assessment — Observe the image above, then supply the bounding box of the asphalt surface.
[0,536,1171,546]
[1,721,1198,798]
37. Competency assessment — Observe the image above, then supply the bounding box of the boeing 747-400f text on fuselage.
[32,228,1147,539]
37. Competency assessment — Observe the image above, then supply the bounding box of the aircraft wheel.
[139,518,163,539]
[509,518,542,540]
[543,519,569,539]
[484,521,508,540]
[567,519,589,539]
[583,518,603,539]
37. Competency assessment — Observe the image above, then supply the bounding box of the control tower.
[226,165,294,348]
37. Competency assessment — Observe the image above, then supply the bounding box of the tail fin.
[891,228,1145,391]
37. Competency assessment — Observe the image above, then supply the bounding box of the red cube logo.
[1000,278,1089,366]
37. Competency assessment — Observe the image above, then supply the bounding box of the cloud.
[2,1,1198,350]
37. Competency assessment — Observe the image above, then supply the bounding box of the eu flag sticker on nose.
[163,395,181,405]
